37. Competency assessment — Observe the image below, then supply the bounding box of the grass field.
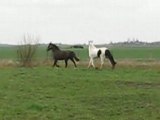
[0,67,160,120]
[0,45,160,120]
[0,45,160,60]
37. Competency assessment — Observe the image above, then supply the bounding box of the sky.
[0,0,160,45]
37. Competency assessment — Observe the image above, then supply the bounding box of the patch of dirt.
[116,81,160,89]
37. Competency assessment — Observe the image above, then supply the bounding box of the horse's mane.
[51,43,60,50]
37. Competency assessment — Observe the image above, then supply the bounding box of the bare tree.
[17,34,39,67]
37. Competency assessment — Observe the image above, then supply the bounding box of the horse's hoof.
[112,66,115,70]
[95,67,99,70]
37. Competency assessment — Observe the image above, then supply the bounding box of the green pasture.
[0,45,160,119]
[0,46,18,60]
[114,47,160,60]
[0,45,160,61]
[0,67,160,120]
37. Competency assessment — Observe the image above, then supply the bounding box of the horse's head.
[47,43,60,52]
[47,43,53,51]
[88,40,93,45]
[88,40,96,49]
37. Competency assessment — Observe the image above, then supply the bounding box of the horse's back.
[89,47,108,58]
[56,50,75,59]
[99,47,108,54]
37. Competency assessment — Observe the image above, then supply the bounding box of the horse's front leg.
[88,58,92,68]
[52,60,58,67]
[65,59,68,68]
[91,58,96,68]
[88,58,96,68]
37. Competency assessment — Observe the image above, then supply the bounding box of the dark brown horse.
[47,43,79,68]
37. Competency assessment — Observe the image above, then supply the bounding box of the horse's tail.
[105,49,116,69]
[73,52,80,61]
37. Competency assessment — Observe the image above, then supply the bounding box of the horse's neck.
[89,44,97,51]
[52,49,60,53]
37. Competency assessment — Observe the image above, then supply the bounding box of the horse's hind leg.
[100,57,104,69]
[55,64,60,67]
[70,58,77,67]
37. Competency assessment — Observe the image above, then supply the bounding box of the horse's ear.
[49,42,53,45]
[88,41,93,46]
[88,40,93,44]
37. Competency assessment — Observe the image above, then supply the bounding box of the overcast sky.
[0,0,160,45]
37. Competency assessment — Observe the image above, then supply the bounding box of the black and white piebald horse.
[88,41,116,69]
